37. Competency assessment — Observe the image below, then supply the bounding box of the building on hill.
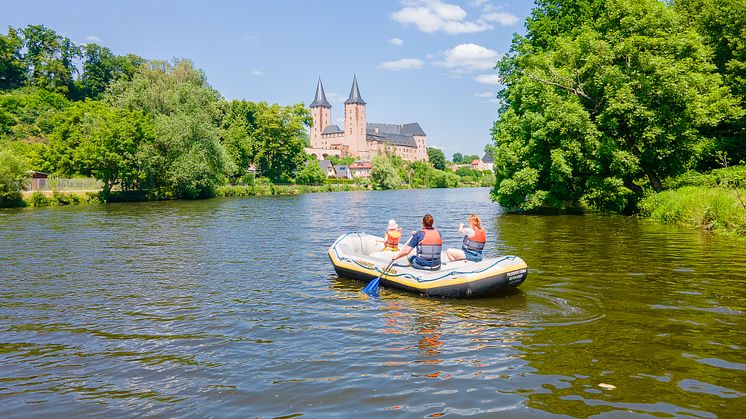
[304,76,428,162]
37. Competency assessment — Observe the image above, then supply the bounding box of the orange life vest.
[463,226,486,252]
[384,230,401,250]
[416,227,443,267]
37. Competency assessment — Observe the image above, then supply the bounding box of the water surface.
[1,188,744,417]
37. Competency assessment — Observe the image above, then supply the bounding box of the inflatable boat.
[328,233,528,298]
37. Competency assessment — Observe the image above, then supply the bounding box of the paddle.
[363,235,413,296]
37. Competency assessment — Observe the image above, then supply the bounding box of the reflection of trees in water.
[493,214,746,417]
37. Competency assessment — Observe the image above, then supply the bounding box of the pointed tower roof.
[345,75,366,105]
[310,78,331,107]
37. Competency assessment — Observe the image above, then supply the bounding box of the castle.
[305,76,428,162]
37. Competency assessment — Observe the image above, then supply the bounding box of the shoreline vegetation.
[0,25,493,210]
[488,0,746,239]
[7,181,492,209]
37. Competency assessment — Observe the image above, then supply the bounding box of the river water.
[1,188,744,417]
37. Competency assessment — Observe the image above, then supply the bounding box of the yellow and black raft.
[328,233,528,298]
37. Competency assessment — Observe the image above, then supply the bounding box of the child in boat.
[380,219,403,251]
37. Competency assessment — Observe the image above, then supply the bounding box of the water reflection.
[1,188,744,417]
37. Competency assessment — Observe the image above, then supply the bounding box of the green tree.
[0,27,27,90]
[46,101,154,195]
[427,147,446,170]
[295,158,326,185]
[452,152,463,164]
[673,0,746,166]
[79,43,145,99]
[20,25,81,96]
[371,154,402,189]
[252,102,311,182]
[0,144,28,207]
[219,99,258,183]
[110,59,233,198]
[492,0,742,212]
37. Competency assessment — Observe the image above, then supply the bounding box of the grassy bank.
[4,182,373,208]
[639,166,746,238]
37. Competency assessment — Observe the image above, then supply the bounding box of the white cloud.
[85,35,101,42]
[481,11,519,26]
[391,0,492,34]
[244,34,259,41]
[473,74,502,85]
[475,91,494,98]
[437,43,500,72]
[470,0,489,6]
[250,70,266,76]
[378,58,424,71]
[388,37,404,46]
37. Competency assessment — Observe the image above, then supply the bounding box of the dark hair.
[422,213,434,228]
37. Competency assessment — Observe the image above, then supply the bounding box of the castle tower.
[309,78,332,149]
[344,75,366,155]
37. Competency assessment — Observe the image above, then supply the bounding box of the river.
[1,188,744,417]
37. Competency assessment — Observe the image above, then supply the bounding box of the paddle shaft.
[363,235,413,295]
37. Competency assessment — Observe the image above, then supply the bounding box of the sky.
[2,0,536,158]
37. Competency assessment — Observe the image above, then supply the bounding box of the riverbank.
[5,183,372,208]
[7,181,496,208]
[638,166,746,239]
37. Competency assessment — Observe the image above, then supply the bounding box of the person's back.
[392,214,443,270]
[412,226,443,269]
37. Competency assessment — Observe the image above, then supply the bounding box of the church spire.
[345,75,366,105]
[310,78,331,107]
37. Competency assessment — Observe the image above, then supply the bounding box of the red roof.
[350,162,372,169]
[471,159,481,165]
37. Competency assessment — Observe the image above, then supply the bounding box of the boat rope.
[331,232,517,283]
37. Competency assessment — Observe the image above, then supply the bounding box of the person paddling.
[392,214,443,270]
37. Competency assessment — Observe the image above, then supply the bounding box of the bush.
[0,146,28,207]
[29,191,51,207]
[667,165,746,189]
[639,186,746,237]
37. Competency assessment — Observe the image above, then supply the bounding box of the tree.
[251,102,311,182]
[673,0,746,166]
[79,43,145,99]
[110,59,233,198]
[0,27,27,90]
[219,99,258,183]
[452,152,463,164]
[491,0,742,212]
[295,158,326,185]
[20,25,81,96]
[427,147,446,170]
[371,154,402,189]
[45,101,154,195]
[0,144,28,207]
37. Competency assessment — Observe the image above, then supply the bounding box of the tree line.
[491,0,745,213]
[0,25,311,204]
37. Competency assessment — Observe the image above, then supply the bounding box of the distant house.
[481,152,494,171]
[470,159,485,171]
[349,161,372,178]
[334,165,353,179]
[27,171,49,191]
[318,160,337,178]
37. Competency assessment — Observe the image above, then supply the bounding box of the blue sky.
[2,0,536,157]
